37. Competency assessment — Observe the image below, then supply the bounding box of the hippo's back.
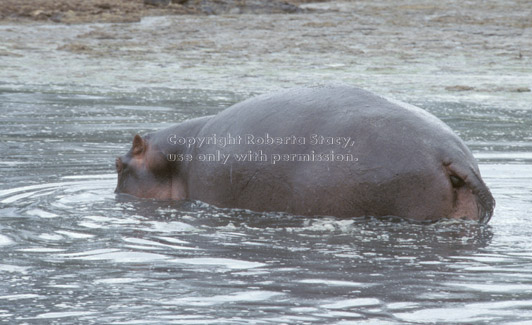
[187,85,478,219]
[201,86,452,138]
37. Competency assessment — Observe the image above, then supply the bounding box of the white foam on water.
[33,311,96,319]
[321,298,381,309]
[0,235,14,246]
[146,221,199,233]
[0,264,29,274]
[94,278,146,284]
[169,257,267,270]
[394,301,532,323]
[0,294,40,300]
[155,236,191,245]
[163,290,283,306]
[56,249,169,263]
[18,247,65,253]
[298,279,370,287]
[123,237,199,251]
[38,233,63,241]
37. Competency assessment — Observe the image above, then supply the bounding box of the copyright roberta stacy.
[167,133,355,148]
[166,133,359,165]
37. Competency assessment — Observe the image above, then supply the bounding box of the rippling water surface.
[1,3,532,323]
[1,87,531,324]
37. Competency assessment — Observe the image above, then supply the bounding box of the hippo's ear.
[132,134,146,156]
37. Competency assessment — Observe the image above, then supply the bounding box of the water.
[1,2,532,324]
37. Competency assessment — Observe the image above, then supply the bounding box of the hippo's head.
[115,134,184,200]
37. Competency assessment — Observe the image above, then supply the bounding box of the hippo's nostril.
[450,175,465,188]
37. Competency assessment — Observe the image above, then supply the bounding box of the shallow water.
[1,2,532,324]
[1,86,531,324]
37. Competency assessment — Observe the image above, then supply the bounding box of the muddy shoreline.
[0,0,324,24]
[0,0,530,102]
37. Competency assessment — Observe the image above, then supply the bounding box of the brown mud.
[0,0,324,24]
[0,0,530,100]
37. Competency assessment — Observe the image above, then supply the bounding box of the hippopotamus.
[115,85,495,223]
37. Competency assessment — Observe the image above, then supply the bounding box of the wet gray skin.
[116,86,495,223]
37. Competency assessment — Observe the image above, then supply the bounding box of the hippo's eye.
[450,175,465,188]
